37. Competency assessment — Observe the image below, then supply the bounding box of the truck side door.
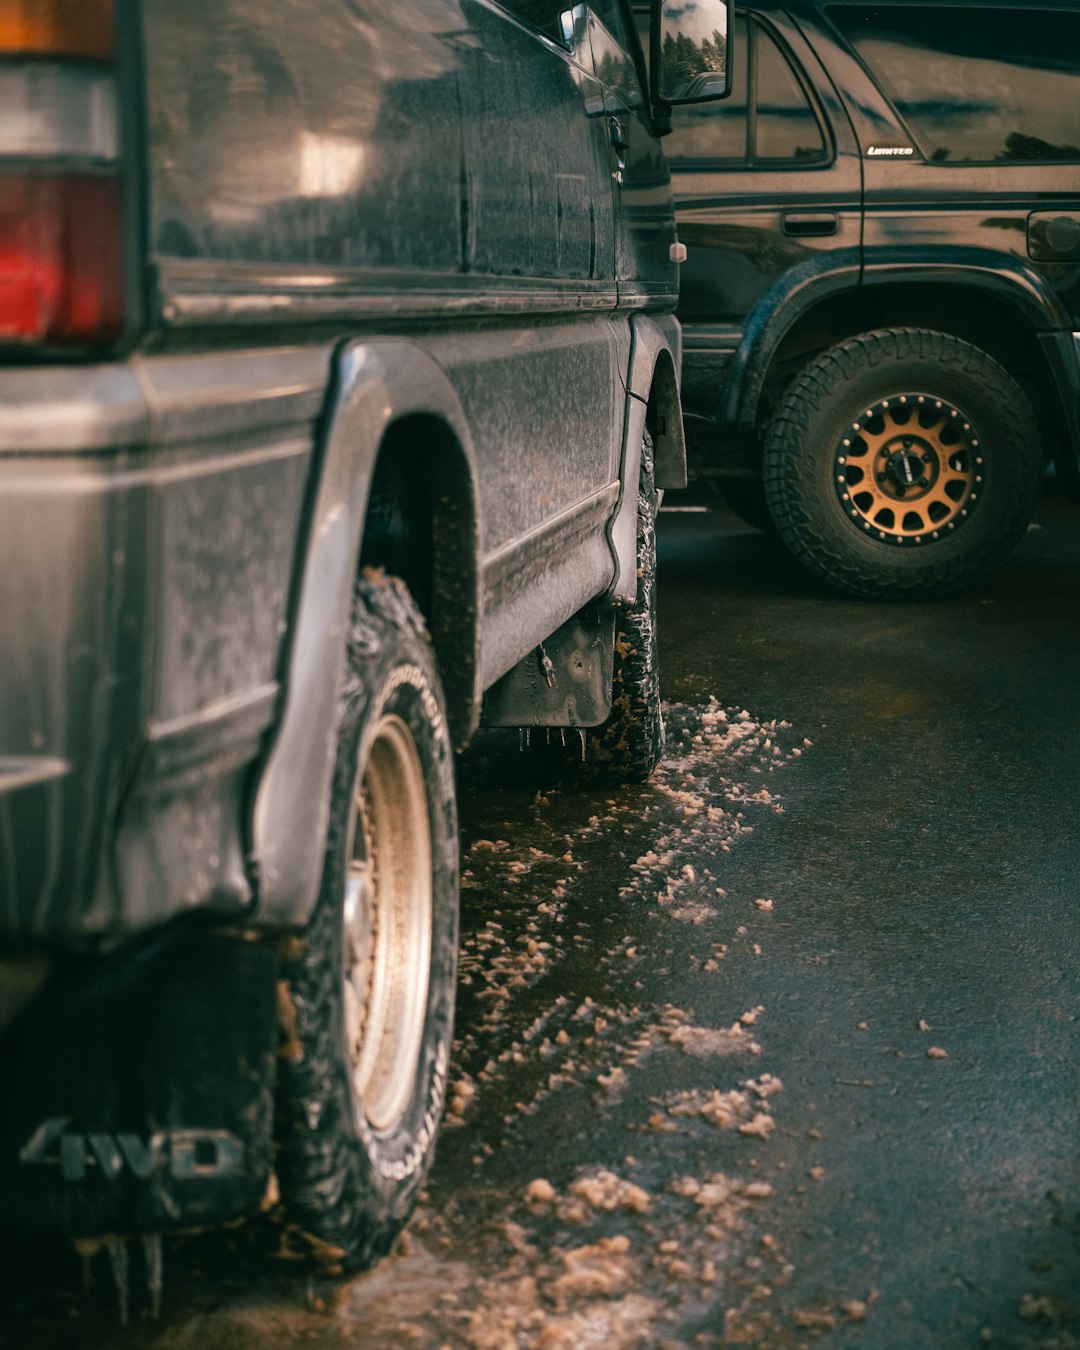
[453,2,621,560]
[821,3,1080,336]
[656,3,862,423]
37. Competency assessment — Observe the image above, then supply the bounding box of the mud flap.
[0,928,278,1237]
[480,610,616,728]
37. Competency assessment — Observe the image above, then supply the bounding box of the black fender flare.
[252,340,477,929]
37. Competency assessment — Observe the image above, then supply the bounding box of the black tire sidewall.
[764,331,1043,597]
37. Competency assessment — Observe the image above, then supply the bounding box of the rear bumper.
[0,349,327,946]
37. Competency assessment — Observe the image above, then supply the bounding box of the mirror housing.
[650,0,733,106]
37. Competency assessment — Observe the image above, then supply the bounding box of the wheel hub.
[883,441,930,490]
[834,395,983,545]
[342,713,432,1136]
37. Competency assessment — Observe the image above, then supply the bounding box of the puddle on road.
[408,701,816,1349]
[2,701,836,1350]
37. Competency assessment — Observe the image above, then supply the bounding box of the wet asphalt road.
[644,488,1080,1345]
[3,490,1079,1349]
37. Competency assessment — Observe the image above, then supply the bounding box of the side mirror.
[651,0,733,105]
[559,4,589,51]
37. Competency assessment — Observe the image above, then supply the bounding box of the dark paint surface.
[1,0,667,941]
[2,489,1079,1345]
[674,0,1080,447]
[144,0,623,309]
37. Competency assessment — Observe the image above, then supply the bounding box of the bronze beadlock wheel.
[836,394,982,545]
[762,328,1044,598]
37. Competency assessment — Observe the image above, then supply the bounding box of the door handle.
[782,211,839,237]
[608,114,627,188]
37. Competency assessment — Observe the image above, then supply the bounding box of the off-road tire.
[274,571,458,1271]
[584,428,664,781]
[762,328,1043,598]
[519,432,663,783]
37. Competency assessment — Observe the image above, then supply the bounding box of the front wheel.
[274,571,458,1271]
[585,428,664,781]
[762,329,1044,598]
[517,431,664,784]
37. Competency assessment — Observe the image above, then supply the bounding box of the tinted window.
[590,0,632,48]
[828,5,1080,163]
[663,13,748,158]
[756,21,826,159]
[498,0,571,43]
[592,2,643,98]
[661,16,824,164]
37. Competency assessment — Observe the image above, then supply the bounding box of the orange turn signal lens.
[0,0,113,60]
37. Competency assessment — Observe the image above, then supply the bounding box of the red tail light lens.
[0,172,123,344]
[0,0,122,348]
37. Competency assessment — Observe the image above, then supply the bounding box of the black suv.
[0,0,730,1275]
[662,0,1080,596]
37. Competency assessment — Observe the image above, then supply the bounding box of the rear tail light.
[0,173,122,342]
[0,0,123,349]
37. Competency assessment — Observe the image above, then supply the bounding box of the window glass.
[659,16,825,164]
[828,5,1080,163]
[664,13,749,160]
[590,0,632,49]
[498,0,570,44]
[756,23,825,159]
[592,3,642,99]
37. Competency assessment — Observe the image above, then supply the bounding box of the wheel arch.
[251,340,480,930]
[716,256,863,437]
[605,316,686,606]
[360,413,480,753]
[644,340,686,492]
[738,273,1072,473]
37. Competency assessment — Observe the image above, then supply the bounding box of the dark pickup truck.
[0,0,731,1283]
[656,0,1080,596]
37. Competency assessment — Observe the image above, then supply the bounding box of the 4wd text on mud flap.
[19,1118,244,1182]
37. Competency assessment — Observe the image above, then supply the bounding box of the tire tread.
[762,328,1042,598]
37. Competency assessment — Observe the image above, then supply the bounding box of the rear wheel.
[762,328,1043,597]
[275,571,458,1271]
